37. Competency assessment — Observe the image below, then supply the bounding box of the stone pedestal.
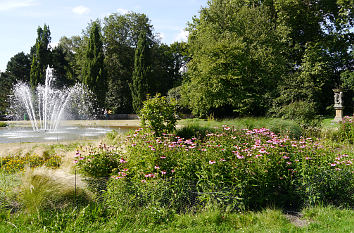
[333,107,344,122]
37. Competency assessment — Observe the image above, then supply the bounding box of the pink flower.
[161,170,166,175]
[120,158,127,163]
[171,169,175,173]
[282,156,289,159]
[141,179,146,183]
[330,163,336,166]
[73,160,78,164]
[160,156,166,159]
[220,158,226,162]
[154,165,160,170]
[209,160,216,164]
[286,162,292,165]
[237,155,245,159]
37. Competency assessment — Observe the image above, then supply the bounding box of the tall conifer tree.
[82,21,106,110]
[130,31,150,113]
[30,24,51,88]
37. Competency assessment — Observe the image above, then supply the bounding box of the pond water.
[0,126,134,143]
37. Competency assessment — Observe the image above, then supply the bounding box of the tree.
[182,0,287,117]
[103,12,155,113]
[81,21,106,110]
[0,72,13,115]
[130,31,150,113]
[5,52,31,83]
[30,24,51,88]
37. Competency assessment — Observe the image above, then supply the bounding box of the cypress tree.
[30,24,51,88]
[130,31,150,113]
[82,21,106,110]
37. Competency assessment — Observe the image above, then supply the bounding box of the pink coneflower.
[282,156,289,159]
[141,179,146,183]
[220,158,226,162]
[209,160,216,164]
[120,158,127,163]
[237,155,245,159]
[286,162,292,165]
[330,163,336,166]
[161,170,166,175]
[171,169,175,173]
[122,168,129,172]
[73,160,78,164]
[154,165,160,170]
[160,156,166,159]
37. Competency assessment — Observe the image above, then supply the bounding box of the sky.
[0,0,208,71]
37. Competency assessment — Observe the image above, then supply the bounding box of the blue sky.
[0,0,208,71]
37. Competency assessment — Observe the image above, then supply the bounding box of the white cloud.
[0,0,37,11]
[117,8,129,15]
[72,5,90,15]
[174,29,189,42]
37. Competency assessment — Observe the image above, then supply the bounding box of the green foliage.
[0,154,62,173]
[103,13,154,114]
[271,101,321,127]
[130,31,151,113]
[104,126,353,214]
[30,24,51,88]
[82,21,107,110]
[332,116,354,144]
[5,52,31,83]
[75,144,120,178]
[182,0,287,117]
[139,94,177,136]
[0,122,7,127]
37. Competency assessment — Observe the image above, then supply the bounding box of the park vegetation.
[0,95,353,231]
[0,0,352,121]
[0,0,353,231]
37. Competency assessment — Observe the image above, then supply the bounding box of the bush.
[75,144,121,178]
[0,122,7,127]
[336,116,354,144]
[139,93,177,136]
[104,126,353,213]
[272,101,321,127]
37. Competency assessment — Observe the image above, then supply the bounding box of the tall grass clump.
[19,167,93,213]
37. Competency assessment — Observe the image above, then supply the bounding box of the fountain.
[10,66,95,131]
[0,67,122,143]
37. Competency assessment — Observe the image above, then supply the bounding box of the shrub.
[272,101,321,127]
[75,144,120,178]
[336,116,354,144]
[139,93,177,136]
[0,122,7,127]
[104,126,353,213]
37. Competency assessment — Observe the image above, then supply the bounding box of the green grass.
[0,205,352,232]
[179,117,304,138]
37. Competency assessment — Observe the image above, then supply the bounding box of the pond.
[0,125,136,143]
